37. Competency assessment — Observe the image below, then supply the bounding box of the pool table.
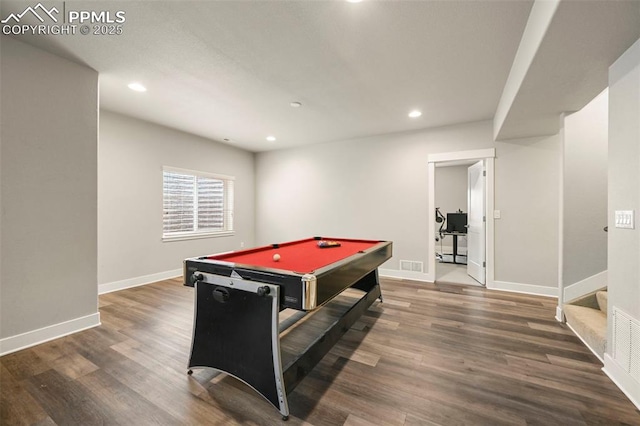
[183,237,392,419]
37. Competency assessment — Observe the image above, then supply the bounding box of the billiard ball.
[273,253,281,262]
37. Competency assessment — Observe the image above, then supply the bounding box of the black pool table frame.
[183,240,392,419]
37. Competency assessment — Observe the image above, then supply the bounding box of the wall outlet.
[240,241,244,248]
[493,210,501,219]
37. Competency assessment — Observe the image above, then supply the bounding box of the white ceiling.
[2,1,638,152]
[495,0,640,140]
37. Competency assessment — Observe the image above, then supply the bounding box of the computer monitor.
[446,212,467,233]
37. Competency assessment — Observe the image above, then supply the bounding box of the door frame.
[427,148,496,287]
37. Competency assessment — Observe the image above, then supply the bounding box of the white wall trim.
[603,353,640,411]
[563,270,608,303]
[380,270,560,299]
[489,280,558,298]
[379,268,433,283]
[428,162,437,281]
[485,157,495,288]
[428,148,496,164]
[99,268,183,294]
[557,115,565,315]
[0,312,101,356]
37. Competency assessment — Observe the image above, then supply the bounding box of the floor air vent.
[613,307,640,383]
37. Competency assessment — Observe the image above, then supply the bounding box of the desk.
[440,232,467,265]
[183,237,392,419]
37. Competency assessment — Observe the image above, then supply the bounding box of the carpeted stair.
[563,288,607,361]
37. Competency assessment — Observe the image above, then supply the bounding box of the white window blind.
[163,167,234,240]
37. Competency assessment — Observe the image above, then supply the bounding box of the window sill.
[162,231,235,242]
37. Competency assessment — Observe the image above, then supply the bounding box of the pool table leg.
[187,275,289,419]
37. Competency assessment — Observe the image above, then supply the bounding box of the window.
[163,167,234,241]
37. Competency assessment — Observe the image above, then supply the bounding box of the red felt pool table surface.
[206,237,381,274]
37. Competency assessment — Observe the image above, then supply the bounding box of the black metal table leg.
[188,275,288,418]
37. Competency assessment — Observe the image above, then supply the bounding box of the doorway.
[434,161,481,285]
[427,149,495,287]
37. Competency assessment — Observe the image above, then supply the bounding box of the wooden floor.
[2,277,639,425]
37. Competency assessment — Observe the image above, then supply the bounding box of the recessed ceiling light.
[346,0,363,3]
[290,102,302,108]
[128,82,147,92]
[266,136,276,142]
[408,110,422,118]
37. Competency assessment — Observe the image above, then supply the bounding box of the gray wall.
[494,135,560,287]
[98,111,255,287]
[256,120,560,288]
[563,91,608,286]
[255,121,492,273]
[435,165,468,216]
[1,37,99,339]
[608,39,640,331]
[606,36,640,406]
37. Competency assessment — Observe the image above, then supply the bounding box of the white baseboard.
[563,270,607,303]
[555,306,565,322]
[0,312,101,356]
[488,280,559,298]
[99,268,183,294]
[603,353,640,411]
[379,268,434,283]
[380,272,559,298]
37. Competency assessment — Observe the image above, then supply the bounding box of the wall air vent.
[400,260,423,273]
[613,307,640,383]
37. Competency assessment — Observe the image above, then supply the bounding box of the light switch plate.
[615,210,635,229]
[493,210,501,219]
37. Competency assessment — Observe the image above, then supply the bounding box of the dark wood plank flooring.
[2,277,639,425]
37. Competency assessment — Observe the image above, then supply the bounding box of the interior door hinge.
[483,216,486,222]
[483,170,486,176]
[483,261,486,268]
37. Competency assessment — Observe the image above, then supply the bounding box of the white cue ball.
[273,253,281,262]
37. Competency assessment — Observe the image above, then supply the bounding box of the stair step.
[563,304,606,360]
[596,290,608,314]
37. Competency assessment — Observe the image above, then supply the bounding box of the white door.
[467,161,486,284]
